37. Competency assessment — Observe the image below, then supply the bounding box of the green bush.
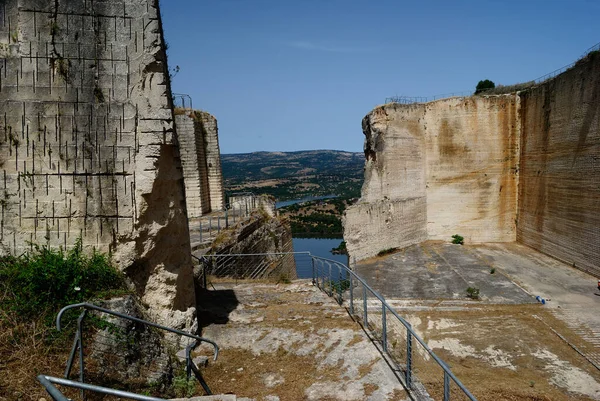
[466,286,480,300]
[475,79,495,94]
[451,234,464,245]
[0,238,126,321]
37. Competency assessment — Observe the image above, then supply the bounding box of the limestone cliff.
[0,0,194,324]
[517,52,600,276]
[345,52,599,278]
[345,96,519,261]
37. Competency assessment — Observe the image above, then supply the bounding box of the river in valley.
[276,195,337,209]
[292,237,348,279]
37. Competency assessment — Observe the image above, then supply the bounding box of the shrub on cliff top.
[475,79,495,94]
[0,238,126,322]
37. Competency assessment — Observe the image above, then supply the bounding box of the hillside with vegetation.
[222,150,364,237]
[221,150,364,201]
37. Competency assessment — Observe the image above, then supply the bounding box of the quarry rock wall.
[344,104,428,260]
[0,0,195,324]
[346,52,599,277]
[198,111,225,212]
[424,96,520,243]
[517,53,600,276]
[345,96,519,261]
[175,110,224,219]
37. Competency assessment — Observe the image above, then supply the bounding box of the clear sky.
[160,0,599,154]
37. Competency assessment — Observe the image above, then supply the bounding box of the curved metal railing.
[38,303,219,400]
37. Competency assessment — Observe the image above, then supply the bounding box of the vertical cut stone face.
[200,111,225,212]
[345,96,519,261]
[175,110,224,219]
[344,104,428,261]
[424,96,520,243]
[0,0,195,324]
[517,53,600,277]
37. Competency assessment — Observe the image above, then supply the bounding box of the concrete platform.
[353,242,600,400]
[354,241,535,304]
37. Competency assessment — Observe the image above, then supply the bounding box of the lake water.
[276,195,337,209]
[292,237,348,279]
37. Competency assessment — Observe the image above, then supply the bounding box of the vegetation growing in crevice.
[466,286,480,300]
[377,247,398,257]
[451,234,464,245]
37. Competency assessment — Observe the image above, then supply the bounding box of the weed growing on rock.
[466,286,480,300]
[172,373,196,398]
[377,247,398,257]
[451,234,464,245]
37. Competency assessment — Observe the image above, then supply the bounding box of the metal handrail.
[56,302,219,361]
[51,303,219,399]
[37,375,167,401]
[310,254,477,401]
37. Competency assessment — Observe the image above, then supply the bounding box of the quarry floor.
[193,242,600,401]
[195,281,409,401]
[354,241,600,400]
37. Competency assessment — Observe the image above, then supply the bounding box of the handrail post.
[328,262,333,297]
[311,257,316,285]
[202,258,208,289]
[349,274,354,315]
[77,310,87,400]
[337,266,343,305]
[363,286,368,327]
[406,324,413,389]
[382,304,387,353]
[444,371,450,401]
[64,311,86,379]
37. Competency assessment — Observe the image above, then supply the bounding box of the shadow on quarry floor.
[196,288,240,332]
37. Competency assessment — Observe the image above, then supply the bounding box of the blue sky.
[160,0,599,154]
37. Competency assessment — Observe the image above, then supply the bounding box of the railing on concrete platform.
[37,303,219,400]
[311,255,477,401]
[199,250,477,400]
[194,249,304,287]
[191,193,275,251]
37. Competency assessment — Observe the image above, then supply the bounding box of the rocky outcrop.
[345,52,599,278]
[89,296,178,389]
[0,0,195,324]
[200,201,297,282]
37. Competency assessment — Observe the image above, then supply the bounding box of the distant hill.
[221,150,364,201]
